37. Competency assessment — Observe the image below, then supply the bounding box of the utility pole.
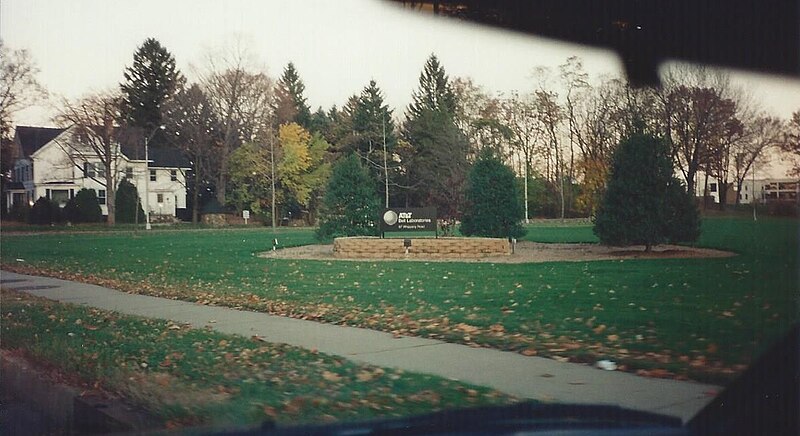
[752,161,757,222]
[523,156,529,224]
[383,115,389,208]
[270,133,277,230]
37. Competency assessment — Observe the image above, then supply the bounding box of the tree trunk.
[735,180,743,205]
[216,170,226,204]
[645,242,652,252]
[686,167,697,201]
[718,181,728,211]
[192,175,200,224]
[106,174,117,226]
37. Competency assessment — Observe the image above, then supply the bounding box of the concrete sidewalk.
[1,270,720,422]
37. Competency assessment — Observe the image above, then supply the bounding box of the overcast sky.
[3,0,798,175]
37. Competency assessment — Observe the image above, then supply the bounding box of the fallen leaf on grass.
[322,371,342,382]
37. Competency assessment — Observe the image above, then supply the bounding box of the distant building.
[694,173,799,205]
[4,125,190,219]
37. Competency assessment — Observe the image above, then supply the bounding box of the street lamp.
[144,125,165,230]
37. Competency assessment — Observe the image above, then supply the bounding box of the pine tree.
[460,150,526,238]
[407,54,457,120]
[401,54,468,217]
[274,62,312,129]
[593,132,700,251]
[316,154,380,240]
[402,108,470,218]
[353,80,396,155]
[120,38,184,146]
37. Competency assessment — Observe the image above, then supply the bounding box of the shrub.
[460,150,526,239]
[8,201,30,222]
[115,179,145,223]
[64,188,103,223]
[316,154,380,241]
[29,197,59,225]
[593,132,700,250]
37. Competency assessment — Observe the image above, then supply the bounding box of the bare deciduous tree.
[197,40,274,204]
[54,92,129,225]
[162,83,222,223]
[0,41,47,140]
[733,115,784,203]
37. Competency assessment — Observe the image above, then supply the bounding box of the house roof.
[120,143,191,168]
[15,126,67,157]
[5,182,25,191]
[14,125,191,169]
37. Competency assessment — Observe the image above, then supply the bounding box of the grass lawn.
[1,290,513,428]
[1,217,796,384]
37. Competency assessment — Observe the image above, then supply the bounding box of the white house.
[4,125,190,219]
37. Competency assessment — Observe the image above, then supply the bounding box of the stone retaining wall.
[333,237,510,259]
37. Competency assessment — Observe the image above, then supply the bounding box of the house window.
[84,162,95,178]
[709,183,717,193]
[125,167,133,179]
[97,164,106,178]
[157,193,164,204]
[170,170,177,181]
[97,189,106,205]
[744,185,748,191]
[51,189,70,207]
[150,169,157,182]
[745,194,748,200]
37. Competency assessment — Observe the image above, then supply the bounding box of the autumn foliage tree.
[278,123,330,222]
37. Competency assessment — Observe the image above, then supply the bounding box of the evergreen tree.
[64,188,103,223]
[353,80,396,154]
[316,154,380,240]
[402,108,470,218]
[308,106,332,139]
[460,150,526,238]
[350,80,398,203]
[115,179,145,223]
[407,54,457,120]
[593,132,700,250]
[401,54,468,217]
[120,38,184,146]
[274,62,312,128]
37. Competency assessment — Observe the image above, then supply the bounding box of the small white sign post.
[243,210,250,225]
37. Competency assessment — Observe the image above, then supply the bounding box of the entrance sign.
[381,207,436,232]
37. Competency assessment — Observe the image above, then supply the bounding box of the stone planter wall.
[333,237,510,259]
